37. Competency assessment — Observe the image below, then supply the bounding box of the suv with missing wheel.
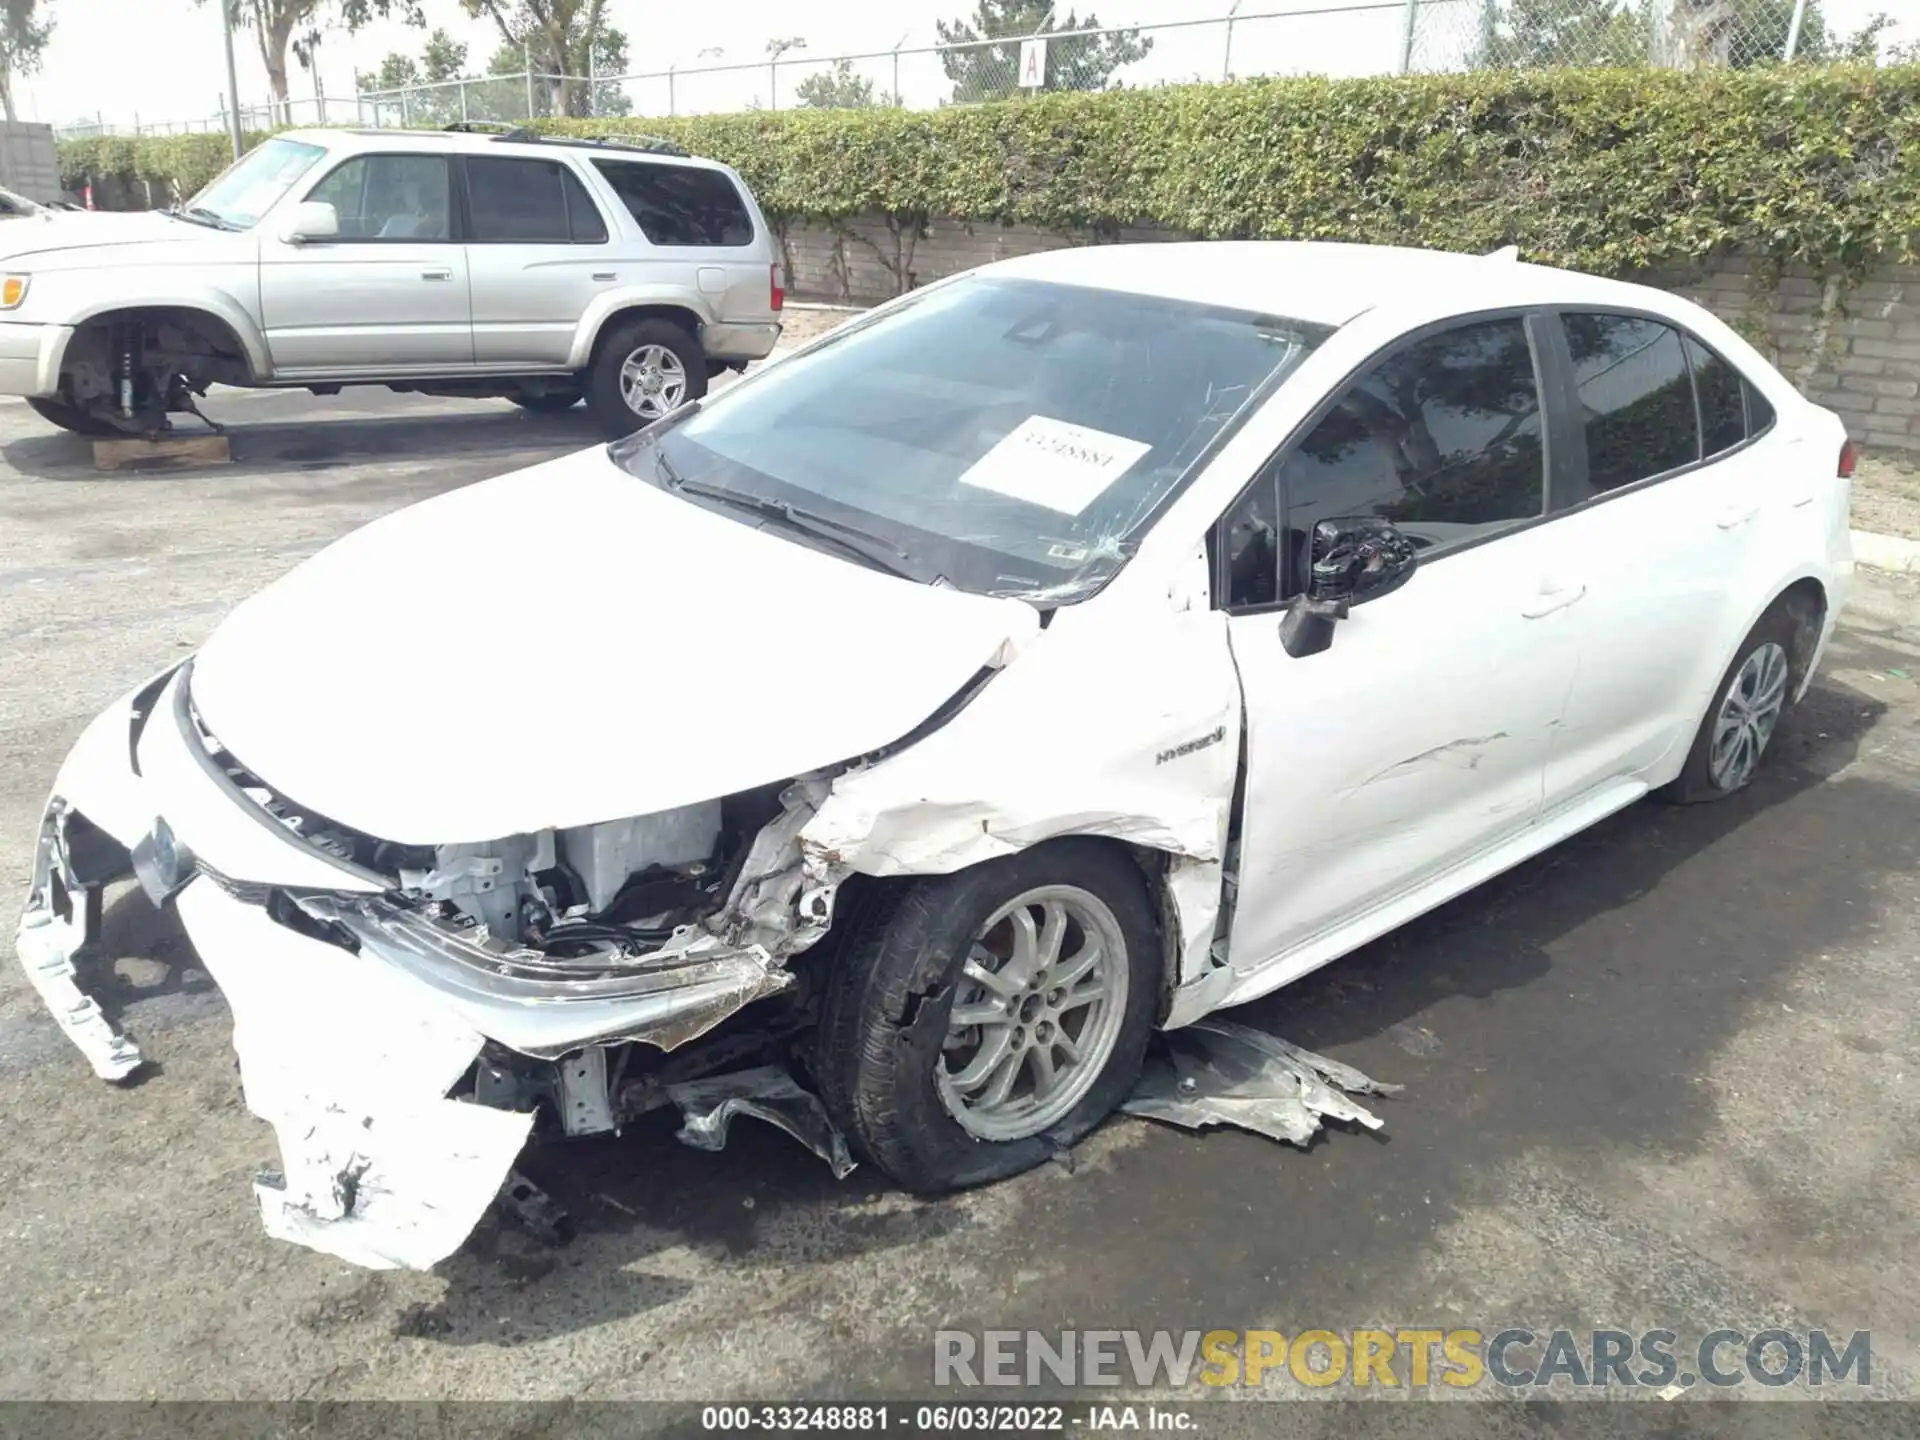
[0,125,785,438]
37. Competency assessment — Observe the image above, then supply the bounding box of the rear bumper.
[700,319,781,362]
[0,320,72,397]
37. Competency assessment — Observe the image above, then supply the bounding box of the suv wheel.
[586,318,707,437]
[814,839,1160,1194]
[27,395,118,437]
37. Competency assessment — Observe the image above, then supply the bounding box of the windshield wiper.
[165,205,239,231]
[664,473,920,582]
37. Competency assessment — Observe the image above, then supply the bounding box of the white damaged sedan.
[18,242,1855,1270]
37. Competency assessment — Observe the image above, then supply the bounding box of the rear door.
[1536,312,1781,807]
[460,155,616,367]
[258,151,472,374]
[589,158,769,325]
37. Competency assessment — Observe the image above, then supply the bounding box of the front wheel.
[814,839,1160,1193]
[26,395,118,437]
[1659,603,1802,805]
[585,318,707,438]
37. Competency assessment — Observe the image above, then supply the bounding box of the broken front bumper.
[13,663,801,1270]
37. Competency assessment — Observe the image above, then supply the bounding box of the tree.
[462,0,630,117]
[935,1,1152,104]
[481,22,629,116]
[795,58,896,109]
[199,1,422,125]
[356,27,470,122]
[0,0,52,124]
[1474,0,1646,67]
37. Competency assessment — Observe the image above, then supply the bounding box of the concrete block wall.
[783,217,1920,456]
[1657,262,1920,458]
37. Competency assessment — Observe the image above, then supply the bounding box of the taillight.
[1839,439,1857,479]
[770,263,785,313]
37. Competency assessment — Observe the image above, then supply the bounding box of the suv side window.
[591,159,754,247]
[1562,313,1698,491]
[1271,317,1545,593]
[307,154,451,241]
[464,157,606,244]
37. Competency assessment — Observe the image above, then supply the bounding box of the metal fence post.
[1783,0,1810,60]
[1397,0,1419,72]
[668,63,677,116]
[770,56,778,110]
[461,79,471,124]
[1224,0,1244,80]
[401,85,411,126]
[525,44,536,120]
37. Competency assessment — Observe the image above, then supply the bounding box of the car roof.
[281,127,735,174]
[980,241,1660,329]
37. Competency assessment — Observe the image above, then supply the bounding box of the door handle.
[1521,583,1586,619]
[1716,503,1760,529]
[1788,492,1815,508]
[421,267,454,281]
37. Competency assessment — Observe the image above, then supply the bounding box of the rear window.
[592,159,753,247]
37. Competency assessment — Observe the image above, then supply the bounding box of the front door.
[259,152,473,375]
[1220,314,1580,989]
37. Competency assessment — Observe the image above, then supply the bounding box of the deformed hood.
[190,447,1040,845]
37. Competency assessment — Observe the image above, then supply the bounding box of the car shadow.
[0,405,604,482]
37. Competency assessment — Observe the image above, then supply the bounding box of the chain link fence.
[63,1,1905,138]
[1409,0,1891,73]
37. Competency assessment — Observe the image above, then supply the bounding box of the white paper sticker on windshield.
[958,416,1152,516]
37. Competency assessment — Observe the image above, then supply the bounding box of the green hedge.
[59,66,1920,279]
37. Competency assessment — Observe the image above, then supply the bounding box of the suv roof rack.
[445,121,538,139]
[485,130,691,158]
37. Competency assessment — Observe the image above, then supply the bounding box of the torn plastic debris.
[665,1065,857,1179]
[1121,1019,1401,1146]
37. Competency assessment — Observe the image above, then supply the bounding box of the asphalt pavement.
[2,380,1919,1425]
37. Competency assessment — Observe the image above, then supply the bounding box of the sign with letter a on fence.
[1019,37,1047,88]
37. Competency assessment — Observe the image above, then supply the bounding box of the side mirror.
[280,200,338,244]
[1280,516,1420,659]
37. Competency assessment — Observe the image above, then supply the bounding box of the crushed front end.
[15,659,848,1271]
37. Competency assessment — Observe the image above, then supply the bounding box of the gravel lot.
[2,331,1919,1425]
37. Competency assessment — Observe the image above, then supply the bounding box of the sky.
[17,0,1917,132]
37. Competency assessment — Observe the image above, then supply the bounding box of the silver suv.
[0,126,785,438]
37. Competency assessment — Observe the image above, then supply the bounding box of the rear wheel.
[585,318,707,438]
[509,388,582,413]
[1659,603,1802,805]
[26,395,118,437]
[814,839,1160,1193]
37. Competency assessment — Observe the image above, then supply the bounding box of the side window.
[464,157,579,243]
[1218,471,1281,610]
[1563,313,1698,492]
[1277,317,1545,588]
[560,167,609,244]
[1685,334,1746,457]
[591,159,754,247]
[1744,379,1776,436]
[306,155,451,241]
